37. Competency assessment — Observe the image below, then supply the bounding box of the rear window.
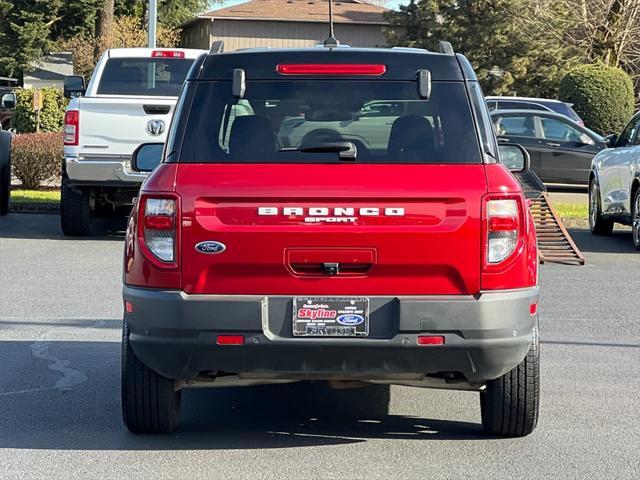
[97,58,193,96]
[539,101,581,123]
[497,101,549,111]
[178,81,482,164]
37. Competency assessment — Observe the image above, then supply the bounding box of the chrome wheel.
[633,191,640,250]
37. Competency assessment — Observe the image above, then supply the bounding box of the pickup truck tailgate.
[77,97,174,156]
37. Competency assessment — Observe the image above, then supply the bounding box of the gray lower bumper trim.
[123,287,538,383]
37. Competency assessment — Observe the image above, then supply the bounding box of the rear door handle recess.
[546,142,561,147]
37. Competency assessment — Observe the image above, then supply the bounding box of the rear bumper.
[123,286,538,385]
[65,155,148,186]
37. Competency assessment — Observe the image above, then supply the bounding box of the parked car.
[486,96,584,126]
[0,128,11,215]
[121,45,540,437]
[60,47,206,236]
[491,109,609,185]
[0,89,16,130]
[588,111,640,248]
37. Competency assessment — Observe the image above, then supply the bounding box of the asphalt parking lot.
[1,213,639,480]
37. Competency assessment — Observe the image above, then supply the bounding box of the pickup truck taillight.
[141,197,177,263]
[63,110,79,146]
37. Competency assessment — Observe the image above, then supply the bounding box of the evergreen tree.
[0,0,63,78]
[385,0,576,97]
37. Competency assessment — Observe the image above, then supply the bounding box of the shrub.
[11,87,68,134]
[11,132,62,189]
[559,64,635,135]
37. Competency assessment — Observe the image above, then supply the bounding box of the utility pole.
[148,0,157,48]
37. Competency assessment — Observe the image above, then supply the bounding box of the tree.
[519,0,640,103]
[58,15,181,78]
[0,0,63,78]
[115,0,211,28]
[384,0,574,96]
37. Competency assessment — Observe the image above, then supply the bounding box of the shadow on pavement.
[567,228,635,254]
[0,340,485,450]
[0,213,126,240]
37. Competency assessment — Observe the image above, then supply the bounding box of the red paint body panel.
[481,164,538,290]
[124,162,537,294]
[175,163,486,295]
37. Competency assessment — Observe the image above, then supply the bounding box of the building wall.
[182,18,388,51]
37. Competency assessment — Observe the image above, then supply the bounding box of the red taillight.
[144,215,174,230]
[486,199,520,264]
[151,50,185,58]
[276,64,387,76]
[417,335,445,345]
[141,197,176,263]
[63,110,79,146]
[216,335,244,345]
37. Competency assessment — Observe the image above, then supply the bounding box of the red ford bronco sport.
[121,45,540,437]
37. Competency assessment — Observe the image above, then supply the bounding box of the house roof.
[197,0,390,25]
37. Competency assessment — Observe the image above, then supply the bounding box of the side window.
[618,115,640,147]
[467,82,497,158]
[498,101,545,111]
[494,115,537,138]
[486,100,497,111]
[540,117,593,144]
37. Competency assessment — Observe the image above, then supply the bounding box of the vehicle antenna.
[323,0,340,48]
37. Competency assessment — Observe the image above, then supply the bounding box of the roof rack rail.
[390,47,429,53]
[209,40,224,54]
[439,41,454,55]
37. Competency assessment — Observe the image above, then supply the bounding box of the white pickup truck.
[61,47,206,236]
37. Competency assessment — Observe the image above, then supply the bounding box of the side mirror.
[64,75,85,99]
[132,143,164,172]
[0,93,16,109]
[498,143,530,173]
[604,134,618,148]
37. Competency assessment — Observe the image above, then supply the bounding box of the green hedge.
[558,64,635,135]
[11,88,68,134]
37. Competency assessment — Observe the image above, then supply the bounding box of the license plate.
[293,297,369,337]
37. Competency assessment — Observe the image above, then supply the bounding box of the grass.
[11,189,60,204]
[552,202,588,220]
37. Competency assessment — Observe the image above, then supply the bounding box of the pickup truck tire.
[589,178,614,236]
[61,176,91,236]
[480,325,540,437]
[121,320,181,434]
[0,131,11,216]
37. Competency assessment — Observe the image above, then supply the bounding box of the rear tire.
[589,178,613,235]
[60,175,92,236]
[480,325,540,437]
[632,187,640,250]
[121,320,181,434]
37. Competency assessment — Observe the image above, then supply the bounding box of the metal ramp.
[512,169,585,265]
[529,193,585,265]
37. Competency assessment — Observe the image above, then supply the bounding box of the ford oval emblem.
[195,241,226,254]
[337,314,364,326]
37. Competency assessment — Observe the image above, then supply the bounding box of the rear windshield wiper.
[279,142,357,161]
